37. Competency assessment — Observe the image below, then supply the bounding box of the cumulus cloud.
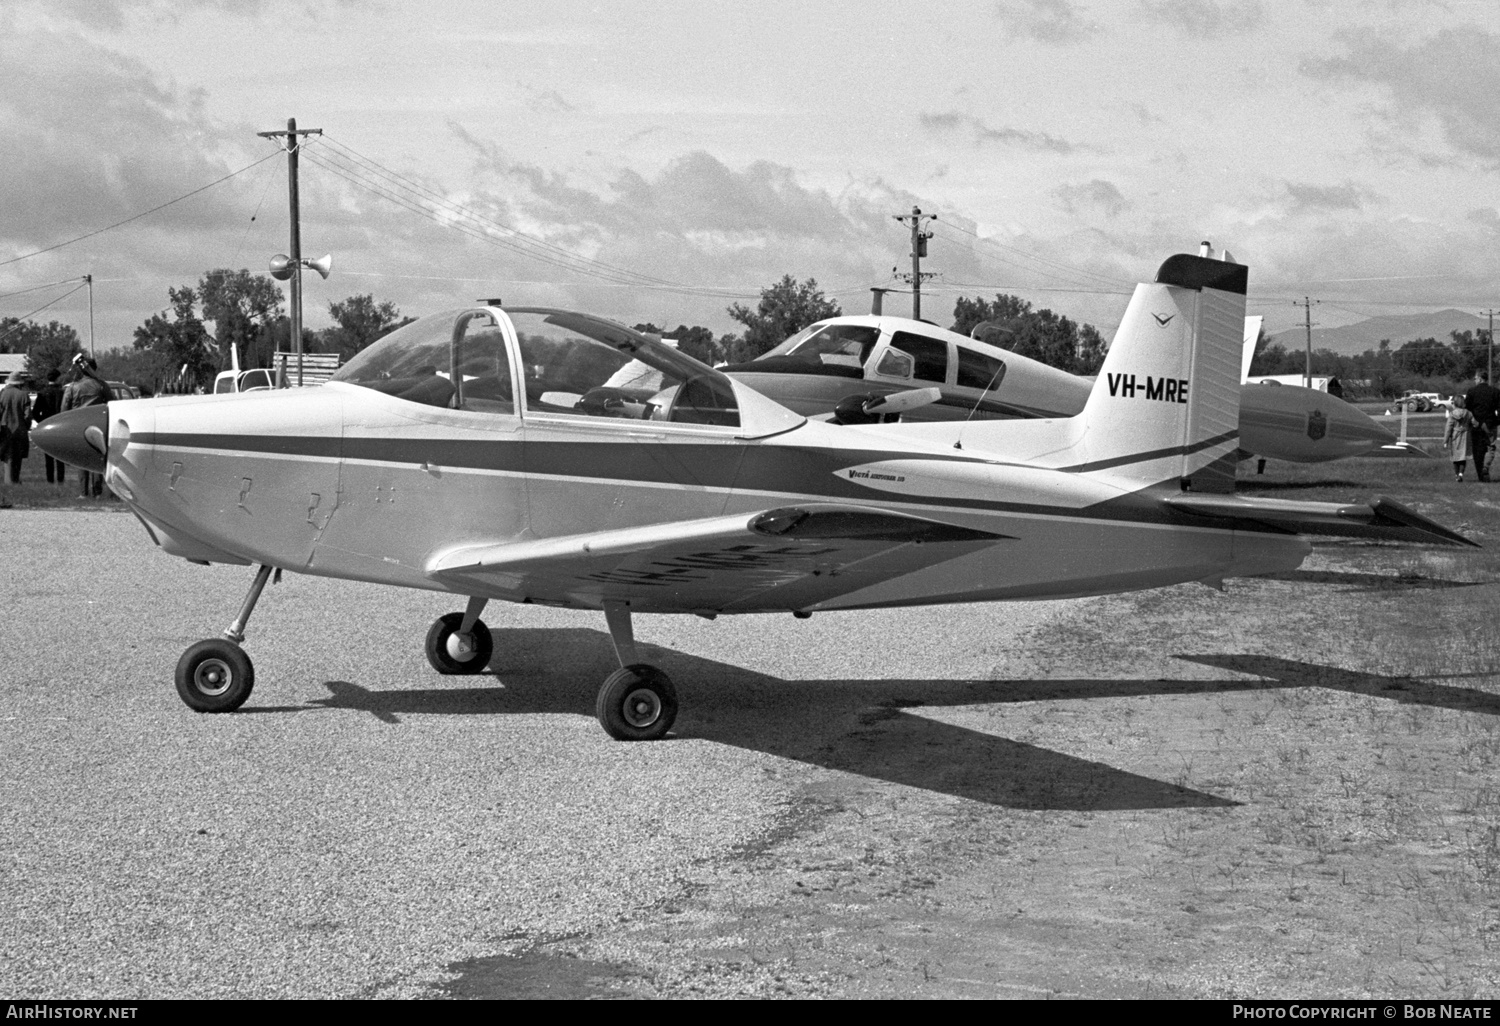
[1054,179,1131,218]
[1303,27,1500,164]
[993,0,1099,45]
[0,26,261,267]
[401,138,1007,327]
[1138,0,1264,38]
[919,112,1076,154]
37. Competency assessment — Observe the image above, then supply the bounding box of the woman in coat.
[1446,394,1475,481]
[0,372,31,485]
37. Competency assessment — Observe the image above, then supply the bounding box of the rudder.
[1071,251,1246,489]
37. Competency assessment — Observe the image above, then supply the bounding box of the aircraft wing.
[427,505,1010,612]
[1163,494,1477,547]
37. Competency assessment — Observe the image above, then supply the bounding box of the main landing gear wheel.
[175,639,255,713]
[425,612,494,674]
[596,664,678,742]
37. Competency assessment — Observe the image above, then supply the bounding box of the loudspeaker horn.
[268,254,292,281]
[307,254,333,280]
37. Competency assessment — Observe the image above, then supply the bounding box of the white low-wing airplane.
[34,250,1473,740]
[721,291,1396,473]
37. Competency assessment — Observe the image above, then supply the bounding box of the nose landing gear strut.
[174,564,275,713]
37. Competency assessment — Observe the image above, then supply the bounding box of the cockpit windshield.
[331,307,742,428]
[758,322,880,367]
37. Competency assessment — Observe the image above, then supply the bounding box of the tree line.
[1251,330,1496,397]
[2,268,1115,392]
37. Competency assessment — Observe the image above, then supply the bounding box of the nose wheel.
[175,638,255,712]
[174,564,275,713]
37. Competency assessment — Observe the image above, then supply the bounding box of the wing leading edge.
[427,504,1011,612]
[1164,494,1478,548]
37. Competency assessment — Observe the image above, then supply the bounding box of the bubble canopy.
[331,306,804,436]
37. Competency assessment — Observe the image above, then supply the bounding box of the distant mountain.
[1267,309,1490,357]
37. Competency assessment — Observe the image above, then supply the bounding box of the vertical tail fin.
[1241,315,1263,382]
[1070,252,1247,489]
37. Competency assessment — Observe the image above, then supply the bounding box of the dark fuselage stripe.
[1053,430,1239,473]
[138,431,1276,534]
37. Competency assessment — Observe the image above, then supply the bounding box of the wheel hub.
[621,687,662,728]
[445,632,475,661]
[194,658,233,697]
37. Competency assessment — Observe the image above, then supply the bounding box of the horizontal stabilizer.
[1164,493,1478,548]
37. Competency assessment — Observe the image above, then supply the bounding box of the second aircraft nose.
[31,404,109,475]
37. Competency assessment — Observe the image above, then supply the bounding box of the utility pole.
[1481,308,1497,381]
[84,273,94,359]
[1293,296,1319,389]
[892,206,937,320]
[257,117,321,386]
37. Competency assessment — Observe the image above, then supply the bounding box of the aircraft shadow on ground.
[1178,653,1500,716]
[274,631,1500,809]
[1251,569,1482,591]
[264,631,1500,809]
[275,626,1241,812]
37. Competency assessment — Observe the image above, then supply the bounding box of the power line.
[930,220,1134,291]
[314,137,888,303]
[0,276,88,302]
[0,152,281,270]
[315,137,723,295]
[0,282,89,344]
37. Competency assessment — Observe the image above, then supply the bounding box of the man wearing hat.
[0,371,32,485]
[61,355,112,497]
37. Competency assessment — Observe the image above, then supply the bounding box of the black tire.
[596,664,678,741]
[175,639,255,713]
[425,612,494,674]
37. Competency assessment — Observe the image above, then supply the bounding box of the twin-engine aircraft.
[721,295,1395,473]
[34,250,1473,740]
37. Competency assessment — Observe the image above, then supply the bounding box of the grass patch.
[0,477,125,511]
[1239,453,1497,558]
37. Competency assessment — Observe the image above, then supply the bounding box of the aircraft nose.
[31,404,109,474]
[1349,409,1398,446]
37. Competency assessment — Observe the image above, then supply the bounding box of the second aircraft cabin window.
[956,349,1007,391]
[889,331,950,384]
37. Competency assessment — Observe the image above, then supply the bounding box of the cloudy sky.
[4,0,1499,352]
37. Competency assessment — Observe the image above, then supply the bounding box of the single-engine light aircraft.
[34,250,1474,740]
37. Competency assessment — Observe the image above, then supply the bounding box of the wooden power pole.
[257,117,322,386]
[1293,296,1319,388]
[892,207,937,320]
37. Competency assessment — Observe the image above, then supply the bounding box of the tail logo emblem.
[1307,410,1327,441]
[1152,313,1175,326]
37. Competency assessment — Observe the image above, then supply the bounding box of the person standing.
[1446,395,1475,481]
[61,356,112,498]
[1464,371,1500,482]
[29,368,65,484]
[0,372,30,484]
